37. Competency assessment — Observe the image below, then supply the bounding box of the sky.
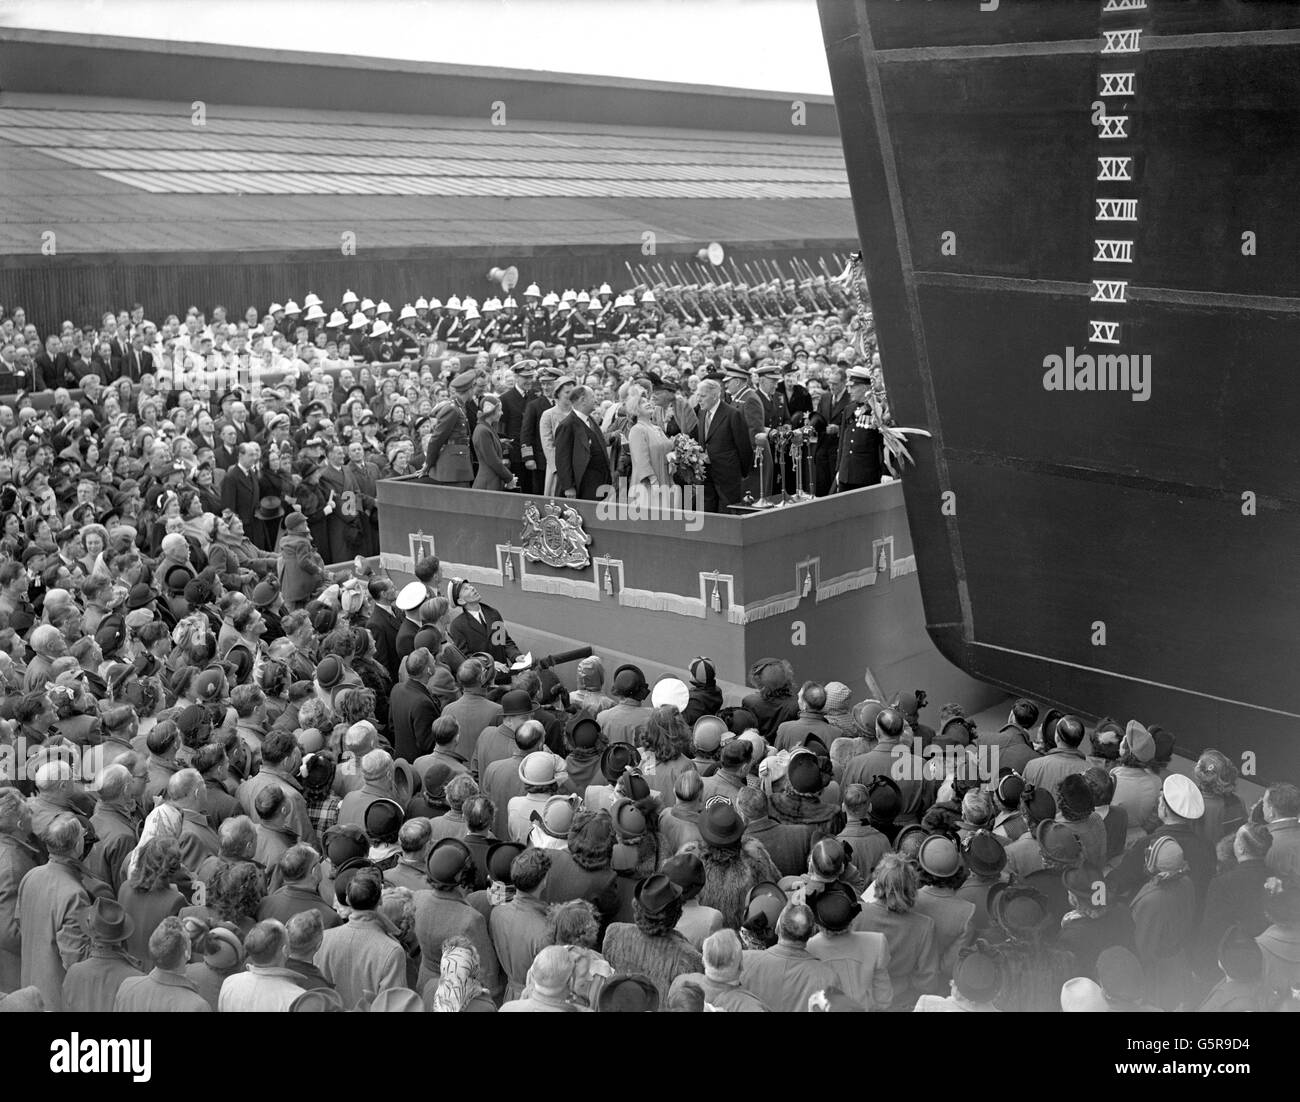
[0,0,835,94]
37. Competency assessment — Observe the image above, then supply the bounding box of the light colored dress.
[539,403,567,497]
[628,420,672,509]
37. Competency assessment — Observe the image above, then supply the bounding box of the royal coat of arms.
[520,501,593,569]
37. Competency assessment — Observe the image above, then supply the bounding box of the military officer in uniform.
[723,362,767,499]
[520,362,558,497]
[500,359,538,493]
[835,365,884,491]
[421,370,477,487]
[754,361,792,494]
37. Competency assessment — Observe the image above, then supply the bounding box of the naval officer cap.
[395,581,427,611]
[846,366,873,383]
[723,363,751,381]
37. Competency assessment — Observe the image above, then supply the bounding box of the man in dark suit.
[389,647,443,764]
[499,361,537,492]
[32,336,60,392]
[365,576,402,685]
[446,580,520,669]
[554,386,611,501]
[695,378,753,513]
[220,441,261,537]
[120,336,152,385]
[814,365,851,497]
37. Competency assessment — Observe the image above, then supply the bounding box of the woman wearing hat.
[1132,835,1196,1010]
[1192,748,1246,845]
[470,394,516,491]
[627,393,672,510]
[679,801,781,930]
[602,873,703,1002]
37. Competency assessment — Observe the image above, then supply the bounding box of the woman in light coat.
[540,376,576,497]
[471,396,516,491]
[628,396,672,510]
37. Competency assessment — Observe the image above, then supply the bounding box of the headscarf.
[430,943,485,1012]
[124,802,184,881]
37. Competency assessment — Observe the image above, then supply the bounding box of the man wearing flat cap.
[421,373,475,487]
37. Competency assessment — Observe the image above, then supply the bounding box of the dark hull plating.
[819,0,1300,772]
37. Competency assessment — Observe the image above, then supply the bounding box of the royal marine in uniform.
[836,365,885,491]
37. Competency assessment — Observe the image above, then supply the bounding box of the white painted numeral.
[1097,156,1132,181]
[1100,72,1135,97]
[1094,239,1134,263]
[1096,198,1138,222]
[1089,320,1121,344]
[1098,114,1129,139]
[1102,29,1142,54]
[1091,280,1129,304]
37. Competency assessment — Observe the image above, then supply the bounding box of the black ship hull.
[819,0,1300,773]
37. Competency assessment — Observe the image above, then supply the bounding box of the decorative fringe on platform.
[620,588,707,618]
[891,555,917,580]
[520,574,600,601]
[816,567,879,601]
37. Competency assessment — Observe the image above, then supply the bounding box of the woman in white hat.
[470,395,516,492]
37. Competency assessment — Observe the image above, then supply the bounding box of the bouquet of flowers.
[670,433,708,485]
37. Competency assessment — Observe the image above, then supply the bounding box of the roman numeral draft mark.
[1091,280,1129,304]
[1089,320,1121,345]
[1097,114,1129,139]
[1102,29,1142,54]
[1100,72,1135,97]
[1102,0,1147,12]
[1094,239,1134,264]
[1097,156,1132,181]
[1096,198,1138,222]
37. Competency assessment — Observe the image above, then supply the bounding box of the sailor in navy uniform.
[835,366,884,491]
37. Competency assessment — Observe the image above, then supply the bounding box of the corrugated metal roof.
[0,93,855,256]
